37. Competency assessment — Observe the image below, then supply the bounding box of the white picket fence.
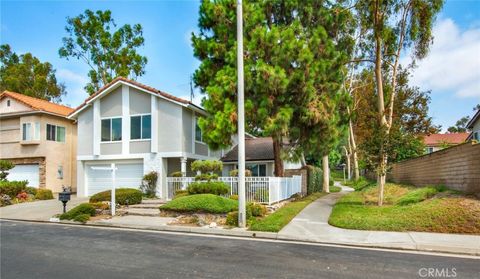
[166,176,302,205]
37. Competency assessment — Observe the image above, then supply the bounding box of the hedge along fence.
[306,166,323,194]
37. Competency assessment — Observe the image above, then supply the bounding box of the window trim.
[130,113,151,141]
[46,123,66,143]
[21,122,40,141]
[100,116,123,143]
[194,116,206,144]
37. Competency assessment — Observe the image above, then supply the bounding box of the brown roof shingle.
[69,77,193,117]
[221,137,275,162]
[0,91,74,117]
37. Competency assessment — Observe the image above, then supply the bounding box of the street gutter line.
[2,219,478,260]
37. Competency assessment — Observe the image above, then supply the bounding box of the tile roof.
[423,133,469,146]
[69,77,193,117]
[0,91,74,117]
[221,137,275,162]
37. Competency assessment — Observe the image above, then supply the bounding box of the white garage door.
[86,163,144,195]
[7,164,40,187]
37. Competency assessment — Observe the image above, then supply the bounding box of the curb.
[3,217,476,257]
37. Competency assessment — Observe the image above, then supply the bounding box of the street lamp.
[236,0,246,228]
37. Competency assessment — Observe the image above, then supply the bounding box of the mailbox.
[59,189,71,213]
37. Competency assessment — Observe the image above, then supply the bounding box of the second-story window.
[195,117,203,143]
[22,122,40,141]
[101,117,122,142]
[130,115,151,140]
[46,124,66,142]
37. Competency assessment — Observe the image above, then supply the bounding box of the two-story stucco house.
[69,77,221,198]
[0,91,77,192]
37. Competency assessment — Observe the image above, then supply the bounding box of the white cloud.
[57,68,88,84]
[405,18,480,98]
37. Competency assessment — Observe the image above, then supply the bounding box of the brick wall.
[285,167,308,195]
[389,142,480,194]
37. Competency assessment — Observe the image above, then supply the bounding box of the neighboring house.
[220,137,302,176]
[466,109,480,141]
[68,77,222,198]
[423,133,469,154]
[0,91,76,192]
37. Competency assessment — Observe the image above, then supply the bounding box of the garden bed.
[329,183,480,234]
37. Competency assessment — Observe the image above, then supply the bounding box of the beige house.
[0,91,77,193]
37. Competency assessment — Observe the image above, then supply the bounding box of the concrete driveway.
[0,195,88,221]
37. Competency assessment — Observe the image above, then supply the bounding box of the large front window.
[101,118,122,142]
[195,117,203,142]
[46,124,66,142]
[22,122,40,141]
[130,115,151,140]
[247,164,267,177]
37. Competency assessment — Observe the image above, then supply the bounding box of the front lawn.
[329,183,480,234]
[249,192,326,232]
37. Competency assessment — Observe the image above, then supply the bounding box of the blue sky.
[1,0,479,130]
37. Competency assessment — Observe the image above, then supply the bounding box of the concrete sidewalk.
[0,196,88,221]
[278,182,480,255]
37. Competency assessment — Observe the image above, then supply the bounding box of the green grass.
[343,177,375,191]
[249,192,326,232]
[160,194,238,214]
[329,184,480,234]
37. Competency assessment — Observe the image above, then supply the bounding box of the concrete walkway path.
[0,195,88,221]
[278,182,480,255]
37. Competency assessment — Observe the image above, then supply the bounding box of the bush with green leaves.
[73,213,91,223]
[187,181,229,195]
[248,202,267,217]
[140,171,158,198]
[160,194,238,214]
[229,169,252,177]
[170,171,183,177]
[35,189,54,200]
[191,160,222,175]
[226,208,253,226]
[89,188,142,205]
[0,160,14,181]
[306,166,323,194]
[25,187,38,196]
[195,173,218,181]
[60,203,96,220]
[174,190,189,199]
[0,180,27,197]
[229,194,239,200]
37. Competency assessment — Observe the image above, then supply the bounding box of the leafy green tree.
[59,9,147,94]
[0,160,14,181]
[447,117,470,133]
[0,44,66,101]
[355,0,444,205]
[192,0,353,177]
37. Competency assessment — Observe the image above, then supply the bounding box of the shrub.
[0,180,27,197]
[0,194,12,207]
[187,181,229,195]
[396,187,438,206]
[160,194,238,214]
[140,171,158,198]
[254,189,269,202]
[226,209,253,226]
[191,160,223,174]
[0,160,14,181]
[230,194,239,200]
[89,188,142,205]
[174,190,189,200]
[306,166,323,194]
[60,203,96,220]
[170,171,183,177]
[73,214,90,223]
[194,173,218,181]
[229,169,252,177]
[248,202,267,217]
[90,202,110,210]
[16,191,29,201]
[35,189,54,200]
[25,187,38,195]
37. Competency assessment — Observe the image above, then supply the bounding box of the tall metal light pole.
[236,0,246,228]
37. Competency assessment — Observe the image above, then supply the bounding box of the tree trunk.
[349,120,360,181]
[273,138,284,177]
[344,146,351,181]
[322,155,330,193]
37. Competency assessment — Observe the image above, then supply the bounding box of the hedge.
[60,203,96,220]
[187,181,229,195]
[0,180,27,197]
[35,189,54,200]
[160,194,238,214]
[89,188,142,205]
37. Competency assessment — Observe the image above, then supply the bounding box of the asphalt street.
[0,220,478,279]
